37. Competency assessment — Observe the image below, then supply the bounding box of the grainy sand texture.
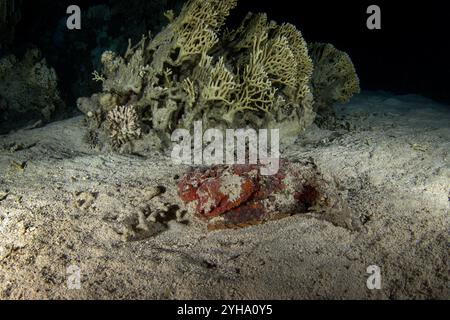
[0,92,449,299]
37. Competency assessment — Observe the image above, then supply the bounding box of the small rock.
[142,186,164,201]
[0,191,8,201]
[74,191,97,210]
[178,161,327,230]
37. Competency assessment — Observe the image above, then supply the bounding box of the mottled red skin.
[178,165,260,218]
[197,177,257,218]
[178,162,293,225]
[178,160,322,229]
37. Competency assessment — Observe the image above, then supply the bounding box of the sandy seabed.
[0,92,448,299]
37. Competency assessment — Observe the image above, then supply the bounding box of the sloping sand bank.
[0,92,448,299]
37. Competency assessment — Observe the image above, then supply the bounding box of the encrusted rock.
[178,160,337,230]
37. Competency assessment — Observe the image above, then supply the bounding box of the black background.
[230,0,449,104]
[0,300,445,318]
[13,0,450,104]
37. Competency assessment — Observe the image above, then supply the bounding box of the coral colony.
[0,49,64,133]
[74,0,360,228]
[77,0,360,154]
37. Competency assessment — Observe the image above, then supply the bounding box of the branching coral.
[309,43,360,121]
[106,105,143,149]
[199,56,236,105]
[77,0,359,152]
[216,15,314,125]
[262,35,298,88]
[274,23,313,101]
[100,47,147,95]
[223,13,274,52]
[223,33,277,123]
[148,0,237,67]
[182,78,196,107]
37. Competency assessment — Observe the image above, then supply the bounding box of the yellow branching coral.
[205,0,239,31]
[191,53,213,83]
[182,78,196,107]
[220,21,312,124]
[164,10,175,23]
[261,36,298,89]
[176,0,237,32]
[225,13,271,50]
[163,67,173,87]
[183,53,236,118]
[201,57,236,104]
[78,0,360,151]
[223,34,277,123]
[274,23,313,101]
[176,25,218,63]
[173,0,237,64]
[309,43,360,110]
[92,70,105,83]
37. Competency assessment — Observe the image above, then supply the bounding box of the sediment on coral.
[0,48,65,134]
[77,0,359,152]
[106,105,143,150]
[309,43,360,127]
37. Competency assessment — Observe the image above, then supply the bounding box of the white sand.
[0,92,448,299]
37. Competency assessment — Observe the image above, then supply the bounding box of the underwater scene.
[0,0,449,301]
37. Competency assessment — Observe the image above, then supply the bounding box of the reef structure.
[309,43,360,126]
[0,49,65,133]
[77,0,360,152]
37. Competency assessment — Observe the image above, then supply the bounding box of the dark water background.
[4,0,450,109]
